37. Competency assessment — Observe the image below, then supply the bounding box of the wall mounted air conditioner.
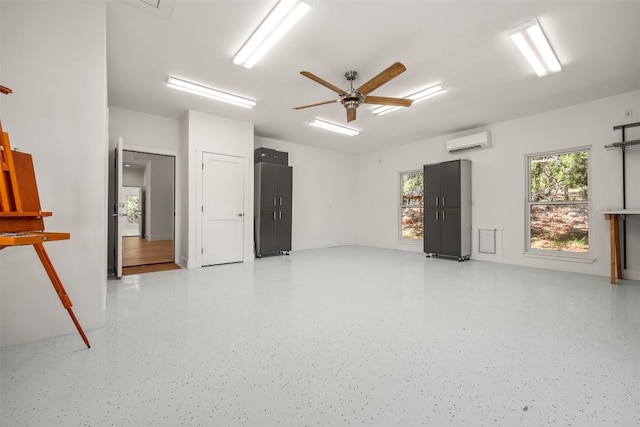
[446,131,491,153]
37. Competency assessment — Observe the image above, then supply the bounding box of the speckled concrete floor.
[2,246,639,426]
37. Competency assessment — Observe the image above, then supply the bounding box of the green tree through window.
[528,149,589,253]
[126,195,141,225]
[400,171,424,240]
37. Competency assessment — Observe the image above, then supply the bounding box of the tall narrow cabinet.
[423,159,472,261]
[254,148,292,257]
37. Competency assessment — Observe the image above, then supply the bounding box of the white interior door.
[115,137,124,278]
[202,152,244,266]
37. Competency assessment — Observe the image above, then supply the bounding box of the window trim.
[524,146,592,259]
[398,169,424,243]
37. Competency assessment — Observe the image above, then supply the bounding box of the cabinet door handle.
[441,196,445,206]
[435,211,438,220]
[279,211,282,220]
[442,210,446,221]
[279,197,283,206]
[273,211,276,220]
[273,197,276,206]
[435,197,439,206]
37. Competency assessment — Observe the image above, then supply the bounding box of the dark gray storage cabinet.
[423,159,471,261]
[254,149,292,257]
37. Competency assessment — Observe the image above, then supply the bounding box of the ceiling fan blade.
[363,96,413,107]
[300,71,347,95]
[347,108,356,122]
[357,62,407,95]
[293,99,339,110]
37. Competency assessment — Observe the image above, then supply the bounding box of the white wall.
[355,90,640,279]
[109,107,181,152]
[123,167,144,187]
[148,157,174,240]
[0,1,108,347]
[256,136,357,250]
[180,116,189,265]
[183,110,254,268]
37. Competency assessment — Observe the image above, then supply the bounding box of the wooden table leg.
[606,214,618,285]
[33,243,91,348]
[613,216,622,281]
[606,214,621,285]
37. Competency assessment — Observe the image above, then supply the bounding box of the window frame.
[524,146,592,259]
[398,169,424,244]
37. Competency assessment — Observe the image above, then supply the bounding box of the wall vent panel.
[479,229,496,254]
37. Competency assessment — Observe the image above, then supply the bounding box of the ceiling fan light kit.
[167,77,256,108]
[233,0,312,69]
[372,83,448,116]
[509,18,561,77]
[309,119,359,136]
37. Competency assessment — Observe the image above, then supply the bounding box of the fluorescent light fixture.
[234,0,311,69]
[166,77,256,108]
[372,83,447,116]
[309,119,359,136]
[509,19,561,77]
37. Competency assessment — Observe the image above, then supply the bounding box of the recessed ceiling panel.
[139,0,160,9]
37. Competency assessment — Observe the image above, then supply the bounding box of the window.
[400,171,423,241]
[126,194,141,225]
[526,148,589,254]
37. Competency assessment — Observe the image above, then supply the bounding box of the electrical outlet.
[625,109,633,118]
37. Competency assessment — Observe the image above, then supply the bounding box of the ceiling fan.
[293,62,413,122]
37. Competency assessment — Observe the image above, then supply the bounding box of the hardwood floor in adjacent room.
[122,262,181,275]
[122,237,178,275]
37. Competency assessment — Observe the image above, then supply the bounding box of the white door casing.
[115,137,124,278]
[201,152,244,266]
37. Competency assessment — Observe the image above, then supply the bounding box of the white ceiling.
[107,0,640,154]
[123,149,174,169]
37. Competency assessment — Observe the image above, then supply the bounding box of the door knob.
[237,213,244,217]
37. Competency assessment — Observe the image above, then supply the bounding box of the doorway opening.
[120,150,177,275]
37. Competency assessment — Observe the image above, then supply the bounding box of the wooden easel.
[0,86,90,348]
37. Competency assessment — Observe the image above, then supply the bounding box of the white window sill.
[398,239,423,246]
[523,252,596,264]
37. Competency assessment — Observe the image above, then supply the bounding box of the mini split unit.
[446,131,491,153]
